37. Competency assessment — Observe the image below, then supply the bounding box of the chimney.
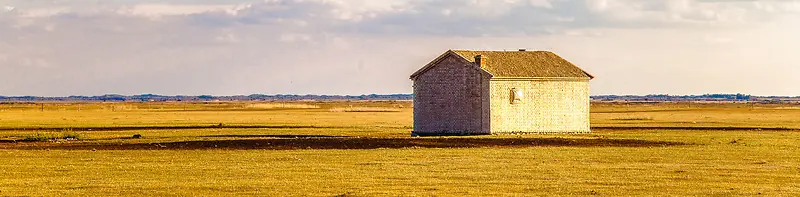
[475,55,486,67]
[519,48,526,52]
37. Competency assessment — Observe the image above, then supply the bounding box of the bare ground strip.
[2,137,687,150]
[1,125,796,132]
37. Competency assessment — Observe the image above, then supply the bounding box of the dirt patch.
[5,137,687,150]
[0,125,341,132]
[200,134,347,139]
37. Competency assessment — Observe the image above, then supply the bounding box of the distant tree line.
[592,94,800,102]
[2,93,797,103]
[0,94,414,102]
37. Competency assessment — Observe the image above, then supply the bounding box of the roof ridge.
[449,50,593,79]
[451,49,554,52]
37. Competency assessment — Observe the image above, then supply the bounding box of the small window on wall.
[510,88,523,104]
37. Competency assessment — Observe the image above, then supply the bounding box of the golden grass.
[244,103,320,109]
[0,101,800,196]
[2,137,799,196]
[328,107,401,112]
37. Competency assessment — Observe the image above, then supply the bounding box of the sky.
[1,0,799,96]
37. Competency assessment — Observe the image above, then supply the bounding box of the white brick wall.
[488,79,590,133]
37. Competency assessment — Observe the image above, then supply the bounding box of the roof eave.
[410,50,492,80]
[583,71,595,79]
[409,50,458,80]
[490,77,591,81]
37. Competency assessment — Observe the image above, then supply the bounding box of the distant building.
[410,49,594,135]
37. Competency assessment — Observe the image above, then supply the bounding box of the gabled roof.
[452,50,593,79]
[410,50,594,80]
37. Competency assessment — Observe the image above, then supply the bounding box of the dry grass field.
[1,101,800,196]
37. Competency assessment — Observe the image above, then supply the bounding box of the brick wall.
[488,79,590,133]
[412,54,490,135]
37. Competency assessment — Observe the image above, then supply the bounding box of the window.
[510,88,523,104]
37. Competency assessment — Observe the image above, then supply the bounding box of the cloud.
[116,3,244,19]
[0,0,799,96]
[5,0,798,35]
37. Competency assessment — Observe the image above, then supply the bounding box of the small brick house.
[410,49,594,135]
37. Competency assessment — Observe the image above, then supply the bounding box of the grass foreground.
[0,101,799,196]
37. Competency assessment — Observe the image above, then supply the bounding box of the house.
[409,49,594,135]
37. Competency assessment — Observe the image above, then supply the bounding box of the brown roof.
[450,50,593,79]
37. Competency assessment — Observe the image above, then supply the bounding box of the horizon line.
[1,93,799,98]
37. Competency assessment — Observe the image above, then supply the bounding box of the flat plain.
[1,101,799,196]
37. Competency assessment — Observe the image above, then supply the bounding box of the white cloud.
[279,33,312,42]
[17,7,71,18]
[441,9,452,16]
[529,0,554,9]
[586,0,609,12]
[117,3,242,18]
